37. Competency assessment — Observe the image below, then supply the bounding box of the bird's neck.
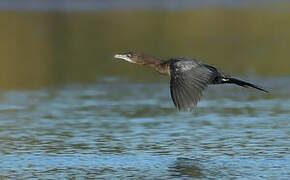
[140,56,170,76]
[148,58,170,75]
[141,56,161,66]
[155,61,171,76]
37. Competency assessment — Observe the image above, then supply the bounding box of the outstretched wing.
[170,59,216,111]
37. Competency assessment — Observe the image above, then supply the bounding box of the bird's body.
[114,51,268,111]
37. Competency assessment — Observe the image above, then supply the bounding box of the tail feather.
[223,77,269,93]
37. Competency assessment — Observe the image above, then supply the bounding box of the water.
[0,0,288,11]
[0,77,289,179]
[1,1,290,179]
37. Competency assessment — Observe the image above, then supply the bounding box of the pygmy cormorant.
[114,51,268,111]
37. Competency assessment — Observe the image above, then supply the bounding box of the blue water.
[0,77,289,179]
[0,0,288,11]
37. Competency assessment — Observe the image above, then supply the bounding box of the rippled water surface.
[0,78,289,179]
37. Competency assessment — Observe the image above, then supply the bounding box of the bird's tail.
[222,77,269,93]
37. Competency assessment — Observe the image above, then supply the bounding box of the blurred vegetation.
[0,7,290,89]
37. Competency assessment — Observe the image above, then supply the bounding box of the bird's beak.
[114,54,135,63]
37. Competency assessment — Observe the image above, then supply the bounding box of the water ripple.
[0,78,289,179]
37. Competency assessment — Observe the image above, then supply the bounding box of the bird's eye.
[127,54,132,58]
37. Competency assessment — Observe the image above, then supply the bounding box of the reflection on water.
[169,158,203,178]
[0,77,289,179]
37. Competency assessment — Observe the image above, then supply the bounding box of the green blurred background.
[1,1,290,89]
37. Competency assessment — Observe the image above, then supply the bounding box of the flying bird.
[114,51,268,111]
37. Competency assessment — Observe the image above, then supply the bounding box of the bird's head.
[114,51,158,65]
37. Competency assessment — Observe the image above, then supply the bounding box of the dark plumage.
[114,51,268,111]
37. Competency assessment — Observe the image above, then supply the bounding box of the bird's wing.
[169,59,215,111]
